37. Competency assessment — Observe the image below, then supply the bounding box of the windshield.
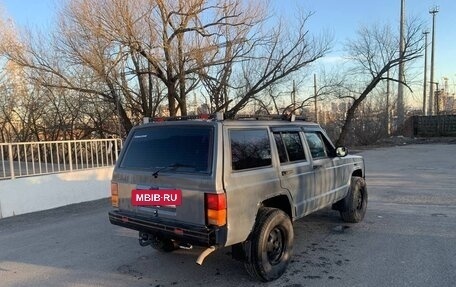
[120,125,213,174]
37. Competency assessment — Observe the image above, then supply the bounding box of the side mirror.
[336,146,348,157]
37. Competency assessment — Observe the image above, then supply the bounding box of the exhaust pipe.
[196,246,216,265]
[178,243,193,250]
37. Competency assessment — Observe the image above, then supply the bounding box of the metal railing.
[0,138,123,180]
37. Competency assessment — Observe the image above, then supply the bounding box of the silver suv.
[108,114,367,282]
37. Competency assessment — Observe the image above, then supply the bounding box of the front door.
[272,129,314,217]
[304,131,344,210]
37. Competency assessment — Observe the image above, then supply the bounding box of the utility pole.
[291,80,296,114]
[397,0,406,127]
[422,31,429,115]
[313,74,318,123]
[429,7,439,115]
[386,70,391,135]
[434,82,440,115]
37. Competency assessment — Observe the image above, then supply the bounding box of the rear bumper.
[108,210,226,247]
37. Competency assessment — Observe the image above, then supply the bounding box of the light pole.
[422,31,429,115]
[429,7,439,115]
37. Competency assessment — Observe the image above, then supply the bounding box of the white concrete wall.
[0,167,113,218]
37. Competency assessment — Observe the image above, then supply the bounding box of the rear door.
[113,123,216,226]
[222,127,283,245]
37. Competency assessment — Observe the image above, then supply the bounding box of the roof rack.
[145,113,306,123]
[150,114,215,122]
[232,114,306,121]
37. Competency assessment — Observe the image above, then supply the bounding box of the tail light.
[205,193,226,226]
[111,182,119,207]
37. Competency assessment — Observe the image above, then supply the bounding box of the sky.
[1,0,456,103]
[271,0,456,81]
[1,0,58,28]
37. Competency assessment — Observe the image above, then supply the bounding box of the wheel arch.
[261,194,293,220]
[352,168,363,178]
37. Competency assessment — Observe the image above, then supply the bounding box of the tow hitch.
[138,232,153,246]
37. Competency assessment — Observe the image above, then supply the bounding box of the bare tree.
[1,0,266,134]
[1,1,160,135]
[195,1,265,113]
[0,66,48,141]
[336,19,424,146]
[252,84,296,116]
[224,12,332,118]
[250,76,327,117]
[92,0,265,117]
[1,1,331,138]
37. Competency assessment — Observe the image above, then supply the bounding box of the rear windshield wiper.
[152,163,195,178]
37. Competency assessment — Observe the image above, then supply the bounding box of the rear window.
[120,126,213,174]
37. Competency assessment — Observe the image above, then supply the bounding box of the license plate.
[131,189,182,206]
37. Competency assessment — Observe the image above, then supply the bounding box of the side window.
[230,129,272,171]
[273,131,306,163]
[273,133,288,163]
[305,132,328,159]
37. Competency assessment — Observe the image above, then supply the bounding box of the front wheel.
[244,208,293,282]
[340,176,368,223]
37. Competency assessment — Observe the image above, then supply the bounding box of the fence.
[408,115,456,137]
[0,138,123,180]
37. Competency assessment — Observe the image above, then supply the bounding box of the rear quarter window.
[230,129,272,171]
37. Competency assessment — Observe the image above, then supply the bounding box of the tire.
[244,208,294,282]
[340,176,368,223]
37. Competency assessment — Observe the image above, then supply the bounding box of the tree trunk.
[117,104,133,136]
[167,84,177,116]
[336,102,357,146]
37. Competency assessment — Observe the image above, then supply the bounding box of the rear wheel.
[340,176,368,223]
[244,208,293,282]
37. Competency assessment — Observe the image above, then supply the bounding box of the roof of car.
[135,119,320,131]
[139,113,320,129]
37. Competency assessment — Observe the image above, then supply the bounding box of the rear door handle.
[313,165,322,170]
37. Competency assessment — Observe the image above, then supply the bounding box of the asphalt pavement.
[1,144,455,287]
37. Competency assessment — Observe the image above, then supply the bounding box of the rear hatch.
[112,122,220,226]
